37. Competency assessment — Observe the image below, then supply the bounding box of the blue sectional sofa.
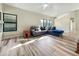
[30,26,64,37]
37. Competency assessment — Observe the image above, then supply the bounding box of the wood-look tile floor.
[0,33,79,56]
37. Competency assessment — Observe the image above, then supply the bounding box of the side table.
[76,42,79,54]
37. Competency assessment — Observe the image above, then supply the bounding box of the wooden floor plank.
[0,33,79,56]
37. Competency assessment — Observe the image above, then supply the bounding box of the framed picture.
[3,13,17,32]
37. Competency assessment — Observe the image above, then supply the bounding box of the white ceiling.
[5,3,79,17]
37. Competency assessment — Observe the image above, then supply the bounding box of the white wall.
[54,10,79,33]
[2,4,53,38]
[0,4,2,12]
[75,10,79,32]
[55,14,70,33]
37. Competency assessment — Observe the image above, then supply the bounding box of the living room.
[0,3,79,56]
[1,4,55,39]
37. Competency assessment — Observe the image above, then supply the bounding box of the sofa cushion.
[40,27,46,30]
[48,30,64,36]
[51,27,56,30]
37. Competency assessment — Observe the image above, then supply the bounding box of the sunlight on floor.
[8,36,44,51]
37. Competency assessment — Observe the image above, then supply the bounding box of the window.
[43,19,47,27]
[3,13,17,32]
[40,19,52,28]
[40,19,43,27]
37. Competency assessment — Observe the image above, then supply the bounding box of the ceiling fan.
[42,4,48,10]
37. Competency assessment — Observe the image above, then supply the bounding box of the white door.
[70,18,76,32]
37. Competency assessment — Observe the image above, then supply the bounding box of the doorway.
[70,18,76,32]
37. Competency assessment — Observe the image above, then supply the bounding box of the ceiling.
[5,3,79,17]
